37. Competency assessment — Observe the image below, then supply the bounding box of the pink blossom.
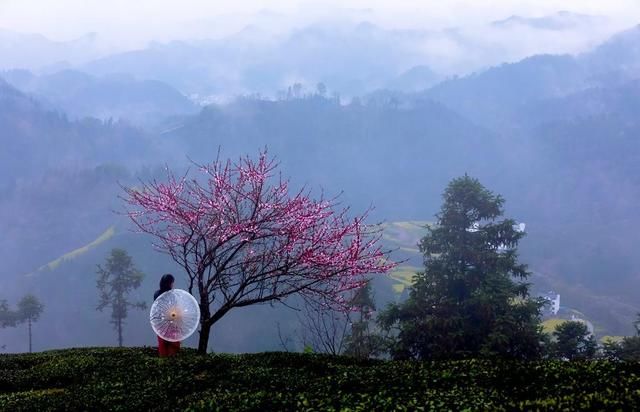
[122,149,396,339]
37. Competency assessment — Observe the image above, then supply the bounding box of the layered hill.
[1,69,198,128]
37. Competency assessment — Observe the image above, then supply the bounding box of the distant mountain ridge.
[491,11,605,30]
[70,13,628,97]
[581,24,640,79]
[421,24,640,129]
[0,79,155,178]
[1,69,198,127]
[0,81,171,280]
[0,29,110,70]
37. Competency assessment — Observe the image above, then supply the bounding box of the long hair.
[154,274,175,300]
[159,274,175,292]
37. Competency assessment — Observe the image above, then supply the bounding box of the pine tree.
[96,248,146,347]
[379,175,544,360]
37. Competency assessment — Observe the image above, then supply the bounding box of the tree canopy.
[379,175,544,360]
[123,150,395,354]
[552,321,597,360]
[0,299,18,329]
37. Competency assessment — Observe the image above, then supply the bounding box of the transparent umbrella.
[150,289,200,342]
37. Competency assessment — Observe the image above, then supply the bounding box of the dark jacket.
[153,289,169,301]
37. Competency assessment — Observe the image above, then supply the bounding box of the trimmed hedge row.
[1,348,639,411]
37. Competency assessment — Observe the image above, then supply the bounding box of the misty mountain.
[424,54,587,128]
[0,79,158,181]
[82,42,216,96]
[0,82,175,280]
[0,29,109,71]
[82,22,431,98]
[240,22,425,95]
[78,13,625,100]
[169,79,640,335]
[386,65,442,92]
[518,79,640,127]
[580,24,640,81]
[0,90,506,352]
[518,99,640,336]
[400,28,640,335]
[491,11,604,31]
[0,79,192,289]
[163,94,502,219]
[422,25,640,129]
[1,69,198,128]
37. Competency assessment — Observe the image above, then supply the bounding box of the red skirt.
[157,336,181,357]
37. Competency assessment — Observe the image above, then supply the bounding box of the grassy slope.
[387,266,420,294]
[542,318,567,335]
[1,348,639,411]
[381,221,427,295]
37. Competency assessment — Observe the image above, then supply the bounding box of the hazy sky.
[1,0,639,47]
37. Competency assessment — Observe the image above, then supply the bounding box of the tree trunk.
[197,294,212,355]
[28,318,32,353]
[118,318,123,347]
[198,322,212,355]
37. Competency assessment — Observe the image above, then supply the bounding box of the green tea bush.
[1,348,639,411]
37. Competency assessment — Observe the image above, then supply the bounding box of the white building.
[542,291,561,315]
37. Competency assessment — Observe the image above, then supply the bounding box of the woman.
[153,274,181,357]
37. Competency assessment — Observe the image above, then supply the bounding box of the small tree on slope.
[17,294,44,353]
[553,321,596,360]
[0,299,19,351]
[96,248,146,347]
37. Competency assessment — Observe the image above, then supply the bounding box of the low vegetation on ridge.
[1,348,640,411]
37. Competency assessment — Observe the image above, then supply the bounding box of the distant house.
[542,291,561,315]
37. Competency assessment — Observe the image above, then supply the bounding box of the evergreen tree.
[17,294,44,353]
[552,321,596,360]
[96,248,146,347]
[379,175,544,360]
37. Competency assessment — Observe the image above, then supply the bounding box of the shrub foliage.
[1,348,639,411]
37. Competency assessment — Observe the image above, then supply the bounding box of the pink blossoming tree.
[122,150,395,354]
